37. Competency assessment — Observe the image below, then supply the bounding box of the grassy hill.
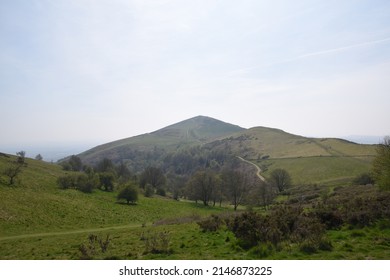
[205,126,377,185]
[75,117,377,185]
[77,116,244,166]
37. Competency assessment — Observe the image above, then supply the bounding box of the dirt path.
[237,156,266,182]
[0,223,141,241]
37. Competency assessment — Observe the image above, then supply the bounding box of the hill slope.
[78,116,244,166]
[204,126,377,184]
[75,116,376,184]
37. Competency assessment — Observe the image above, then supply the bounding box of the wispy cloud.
[290,37,390,61]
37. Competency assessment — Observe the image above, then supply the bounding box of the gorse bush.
[226,205,327,251]
[79,234,111,260]
[141,230,171,254]
[197,214,224,232]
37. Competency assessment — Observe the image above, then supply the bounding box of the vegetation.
[2,151,27,185]
[117,183,138,204]
[372,136,390,190]
[0,118,387,260]
[270,168,291,192]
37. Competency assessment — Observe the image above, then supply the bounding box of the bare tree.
[222,170,251,211]
[270,168,292,192]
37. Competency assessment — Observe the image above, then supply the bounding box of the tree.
[222,170,249,211]
[3,151,27,185]
[16,151,26,164]
[95,158,115,173]
[61,155,83,171]
[3,164,24,185]
[117,184,138,204]
[372,136,390,190]
[139,167,166,189]
[187,170,216,206]
[35,154,43,161]
[270,168,292,192]
[98,172,115,192]
[116,162,132,183]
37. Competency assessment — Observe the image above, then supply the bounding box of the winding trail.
[237,156,266,182]
[0,223,141,241]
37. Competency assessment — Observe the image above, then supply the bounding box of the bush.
[141,231,171,254]
[227,211,265,249]
[79,234,111,260]
[314,207,344,230]
[197,215,224,232]
[144,184,154,197]
[156,187,166,196]
[353,173,374,185]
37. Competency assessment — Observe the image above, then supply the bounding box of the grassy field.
[259,156,374,185]
[1,216,389,260]
[1,153,389,260]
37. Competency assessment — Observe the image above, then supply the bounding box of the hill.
[202,126,377,184]
[74,117,377,184]
[77,116,244,167]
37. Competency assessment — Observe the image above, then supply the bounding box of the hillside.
[74,117,377,184]
[77,116,244,166]
[1,153,389,260]
[0,154,219,238]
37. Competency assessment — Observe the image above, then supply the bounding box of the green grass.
[259,156,374,185]
[1,152,389,260]
[2,218,389,260]
[0,155,225,237]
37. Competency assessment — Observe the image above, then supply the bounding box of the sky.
[1,0,390,159]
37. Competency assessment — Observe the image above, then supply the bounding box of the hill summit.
[151,115,244,141]
[77,116,245,166]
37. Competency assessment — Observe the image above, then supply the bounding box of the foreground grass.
[1,219,389,260]
[1,154,389,260]
[0,155,224,237]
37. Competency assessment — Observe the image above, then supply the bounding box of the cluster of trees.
[185,168,278,210]
[58,155,134,194]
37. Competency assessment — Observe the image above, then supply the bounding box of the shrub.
[353,173,375,185]
[79,234,111,260]
[144,184,154,197]
[227,211,265,249]
[156,187,166,196]
[197,215,224,232]
[141,230,171,254]
[314,207,344,230]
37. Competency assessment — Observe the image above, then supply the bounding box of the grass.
[2,218,389,260]
[259,156,374,185]
[1,152,389,260]
[0,155,225,237]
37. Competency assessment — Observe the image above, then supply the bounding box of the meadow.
[1,153,389,260]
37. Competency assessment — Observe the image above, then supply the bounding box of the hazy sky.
[1,0,390,154]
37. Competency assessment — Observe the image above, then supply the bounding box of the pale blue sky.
[1,0,390,157]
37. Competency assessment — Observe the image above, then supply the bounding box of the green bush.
[141,230,171,254]
[197,215,224,232]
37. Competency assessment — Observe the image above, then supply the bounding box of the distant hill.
[77,116,245,166]
[75,116,377,184]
